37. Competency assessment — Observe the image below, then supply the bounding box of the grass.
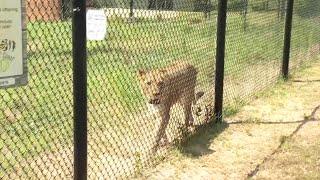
[0,9,319,177]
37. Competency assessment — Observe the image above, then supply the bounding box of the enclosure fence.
[1,0,319,179]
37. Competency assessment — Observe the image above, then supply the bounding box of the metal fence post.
[214,0,228,122]
[129,0,134,18]
[243,0,248,31]
[282,0,294,79]
[73,0,87,179]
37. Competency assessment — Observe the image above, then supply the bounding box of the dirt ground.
[137,61,320,180]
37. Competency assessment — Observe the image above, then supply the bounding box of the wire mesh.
[223,0,286,110]
[0,0,319,179]
[223,0,319,112]
[86,0,217,178]
[290,0,320,70]
[1,0,73,179]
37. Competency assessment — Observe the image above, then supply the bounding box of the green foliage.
[228,0,246,11]
[193,0,215,12]
[250,0,281,12]
[295,0,320,18]
[251,0,269,11]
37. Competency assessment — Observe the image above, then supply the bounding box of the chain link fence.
[224,0,320,111]
[290,0,320,70]
[0,0,319,179]
[86,1,216,178]
[1,0,74,179]
[224,0,286,109]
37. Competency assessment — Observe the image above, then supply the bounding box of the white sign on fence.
[86,9,107,41]
[0,0,27,88]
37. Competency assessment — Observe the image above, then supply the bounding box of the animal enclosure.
[0,0,319,179]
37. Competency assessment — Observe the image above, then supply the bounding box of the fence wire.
[1,0,74,179]
[87,1,216,178]
[224,0,320,111]
[290,0,320,70]
[224,0,285,109]
[0,0,319,179]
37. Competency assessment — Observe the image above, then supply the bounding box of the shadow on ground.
[177,121,229,157]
